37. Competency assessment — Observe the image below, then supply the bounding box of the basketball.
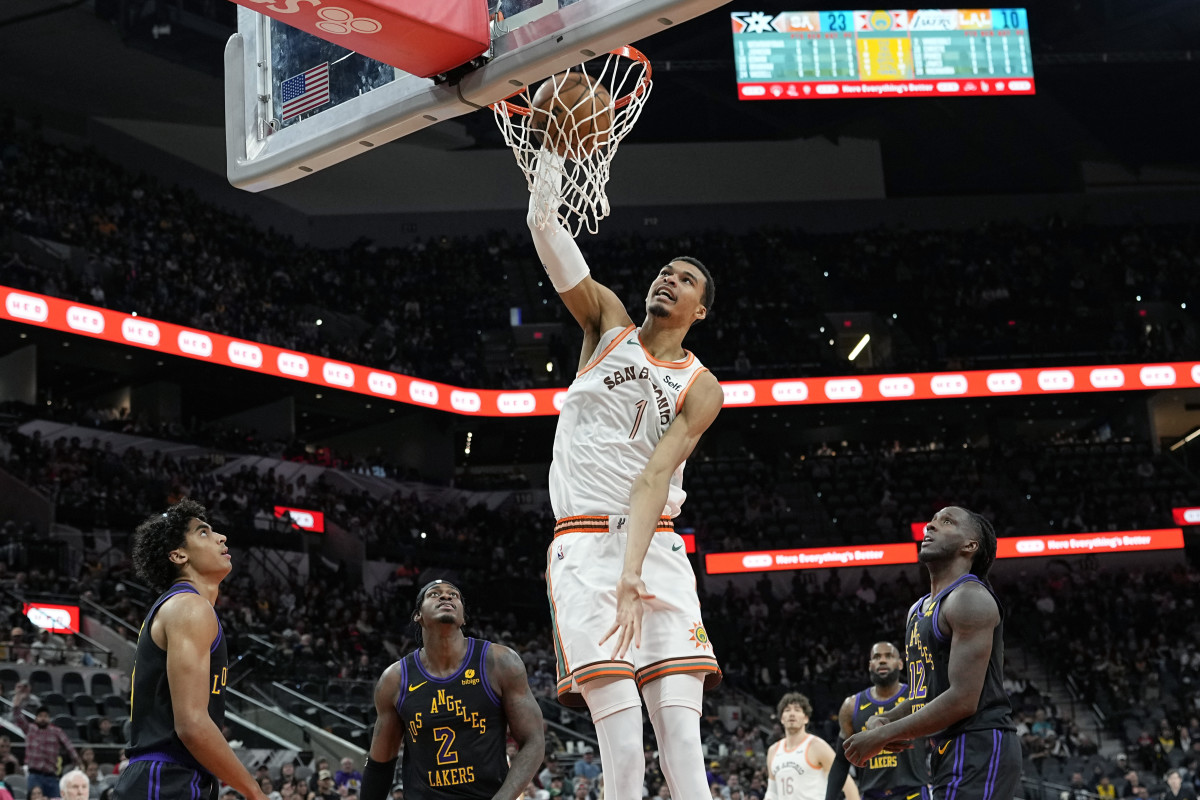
[529,70,614,159]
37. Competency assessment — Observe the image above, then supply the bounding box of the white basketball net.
[492,47,652,237]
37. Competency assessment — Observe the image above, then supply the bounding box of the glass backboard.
[226,0,730,192]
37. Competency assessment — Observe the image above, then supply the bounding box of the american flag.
[281,62,330,121]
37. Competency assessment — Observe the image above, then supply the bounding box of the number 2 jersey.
[849,686,929,796]
[549,324,711,518]
[905,574,1014,739]
[395,638,507,799]
[127,582,228,774]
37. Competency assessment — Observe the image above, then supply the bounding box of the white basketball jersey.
[549,324,710,519]
[769,736,826,800]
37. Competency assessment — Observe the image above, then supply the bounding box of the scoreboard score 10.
[732,8,1036,99]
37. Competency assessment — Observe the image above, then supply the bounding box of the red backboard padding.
[232,0,490,78]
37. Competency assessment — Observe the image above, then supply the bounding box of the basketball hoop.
[492,46,652,237]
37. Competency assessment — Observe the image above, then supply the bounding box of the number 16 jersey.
[550,324,711,519]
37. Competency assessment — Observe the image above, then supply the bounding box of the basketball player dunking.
[361,580,544,800]
[528,154,723,800]
[767,693,859,800]
[825,643,929,800]
[844,507,1021,800]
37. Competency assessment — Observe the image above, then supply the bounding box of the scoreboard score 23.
[732,9,1035,99]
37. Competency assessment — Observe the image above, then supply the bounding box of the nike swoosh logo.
[938,740,952,755]
[408,681,428,692]
[860,702,874,710]
[672,543,683,551]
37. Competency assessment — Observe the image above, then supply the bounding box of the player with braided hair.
[844,507,1019,800]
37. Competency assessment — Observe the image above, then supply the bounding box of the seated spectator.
[572,748,600,783]
[4,628,31,663]
[90,717,121,745]
[84,762,108,799]
[314,769,338,800]
[276,762,299,787]
[30,629,64,665]
[0,735,20,775]
[335,757,362,792]
[1160,771,1194,800]
[60,768,90,800]
[1124,771,1146,799]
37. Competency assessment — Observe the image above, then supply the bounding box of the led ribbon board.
[733,8,1034,99]
[706,529,1185,573]
[5,287,1198,417]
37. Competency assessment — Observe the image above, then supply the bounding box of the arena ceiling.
[1,0,1198,200]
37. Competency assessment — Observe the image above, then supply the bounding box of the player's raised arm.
[526,152,632,354]
[486,645,545,800]
[360,664,404,800]
[162,594,267,800]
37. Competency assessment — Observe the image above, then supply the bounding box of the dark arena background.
[1,1,1199,799]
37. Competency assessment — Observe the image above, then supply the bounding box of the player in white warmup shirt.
[528,155,723,800]
[767,693,861,800]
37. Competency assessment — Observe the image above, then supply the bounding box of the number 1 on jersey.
[629,399,648,439]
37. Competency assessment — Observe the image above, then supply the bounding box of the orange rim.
[490,45,652,116]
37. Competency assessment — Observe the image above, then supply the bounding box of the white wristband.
[527,150,590,293]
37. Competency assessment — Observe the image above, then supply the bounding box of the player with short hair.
[114,499,268,800]
[766,693,859,800]
[361,579,544,800]
[844,507,1020,800]
[527,154,723,800]
[825,643,929,800]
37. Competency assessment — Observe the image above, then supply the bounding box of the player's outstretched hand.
[599,573,656,659]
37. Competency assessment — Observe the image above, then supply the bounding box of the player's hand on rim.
[599,572,655,659]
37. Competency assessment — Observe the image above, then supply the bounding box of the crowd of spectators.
[6,505,1200,800]
[3,126,1199,391]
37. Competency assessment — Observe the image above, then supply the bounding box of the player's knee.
[580,676,641,721]
[642,672,704,719]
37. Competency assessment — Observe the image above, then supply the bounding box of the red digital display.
[273,506,325,532]
[23,602,81,634]
[1172,507,1200,526]
[995,529,1184,558]
[706,542,917,574]
[706,528,1184,574]
[6,286,1199,417]
[681,533,696,554]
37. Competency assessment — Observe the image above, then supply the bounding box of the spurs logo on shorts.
[688,623,711,650]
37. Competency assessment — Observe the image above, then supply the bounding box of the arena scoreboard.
[732,8,1035,99]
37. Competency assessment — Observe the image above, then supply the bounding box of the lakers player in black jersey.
[115,500,268,800]
[362,580,544,800]
[826,642,929,800]
[844,507,1020,800]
